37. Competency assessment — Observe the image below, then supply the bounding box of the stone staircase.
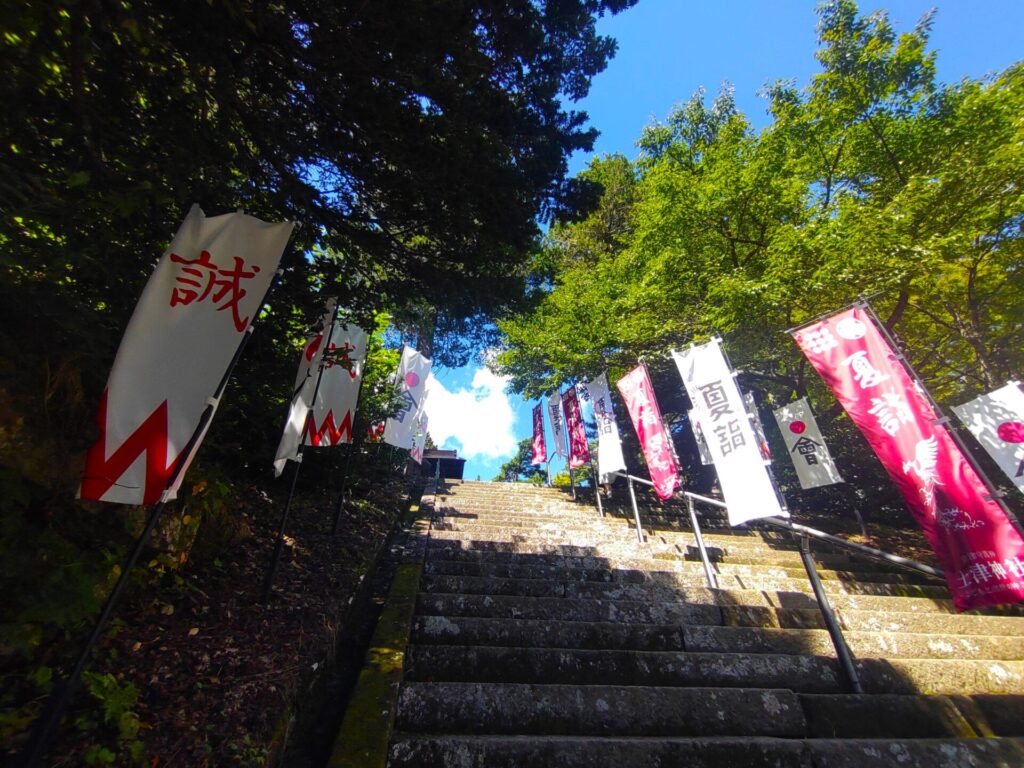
[347,480,1024,767]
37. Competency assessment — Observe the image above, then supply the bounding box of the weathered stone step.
[425,543,850,571]
[415,592,729,625]
[684,625,1024,661]
[412,615,686,651]
[405,644,1024,694]
[803,737,1024,767]
[958,694,1024,736]
[388,734,1024,768]
[424,556,911,585]
[405,645,843,692]
[798,694,974,738]
[388,734,808,767]
[395,682,807,736]
[418,571,950,601]
[835,608,1024,636]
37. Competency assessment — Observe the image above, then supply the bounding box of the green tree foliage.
[0,2,637,756]
[496,0,1024,513]
[493,437,547,484]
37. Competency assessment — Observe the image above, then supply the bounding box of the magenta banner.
[616,365,680,500]
[562,386,590,470]
[794,306,1024,611]
[531,403,547,465]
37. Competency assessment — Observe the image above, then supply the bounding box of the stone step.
[412,615,687,651]
[405,644,1024,695]
[834,608,1024,636]
[803,738,1024,767]
[395,682,807,737]
[958,694,1024,736]
[798,694,974,738]
[424,543,839,571]
[418,572,950,601]
[415,592,730,625]
[683,625,1024,661]
[405,645,843,692]
[423,554,935,586]
[411,613,1024,661]
[389,734,1024,768]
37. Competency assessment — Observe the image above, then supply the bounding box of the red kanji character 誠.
[169,250,261,332]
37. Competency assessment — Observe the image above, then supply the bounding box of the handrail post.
[686,494,719,589]
[627,475,644,544]
[797,533,863,694]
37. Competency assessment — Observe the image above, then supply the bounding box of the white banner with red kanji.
[616,364,680,500]
[773,397,843,489]
[383,346,432,449]
[672,341,787,526]
[548,391,567,459]
[273,302,367,476]
[531,403,547,465]
[793,306,1024,611]
[585,372,626,482]
[80,205,292,505]
[952,382,1024,497]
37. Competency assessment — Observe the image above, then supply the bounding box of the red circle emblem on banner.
[997,421,1024,443]
[406,372,420,388]
[789,421,806,434]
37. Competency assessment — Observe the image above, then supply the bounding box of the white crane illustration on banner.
[903,435,942,509]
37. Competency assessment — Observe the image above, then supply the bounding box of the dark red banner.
[616,365,680,500]
[794,306,1024,611]
[531,403,547,465]
[561,386,590,470]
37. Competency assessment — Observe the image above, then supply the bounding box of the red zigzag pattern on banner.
[80,391,181,505]
[307,410,353,447]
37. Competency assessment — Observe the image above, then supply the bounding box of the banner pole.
[20,261,288,768]
[261,303,340,601]
[859,299,1024,537]
[331,358,367,535]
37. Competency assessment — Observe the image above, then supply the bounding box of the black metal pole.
[261,304,339,601]
[330,442,356,535]
[859,299,1024,538]
[797,533,863,694]
[19,264,286,768]
[330,360,367,535]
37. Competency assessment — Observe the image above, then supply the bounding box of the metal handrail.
[755,516,944,580]
[607,475,945,695]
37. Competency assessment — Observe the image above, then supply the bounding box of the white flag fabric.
[409,408,429,465]
[585,372,626,482]
[383,346,432,449]
[547,391,567,458]
[80,205,292,505]
[953,382,1024,497]
[688,410,714,466]
[672,340,788,525]
[272,302,368,476]
[773,397,843,489]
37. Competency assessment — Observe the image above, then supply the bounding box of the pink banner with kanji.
[531,403,547,465]
[793,306,1024,611]
[80,205,293,505]
[616,365,680,500]
[562,386,590,470]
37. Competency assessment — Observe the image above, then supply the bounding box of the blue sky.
[425,0,1024,482]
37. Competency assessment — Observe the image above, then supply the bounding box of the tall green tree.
[495,0,1024,513]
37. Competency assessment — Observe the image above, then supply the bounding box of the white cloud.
[425,367,518,460]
